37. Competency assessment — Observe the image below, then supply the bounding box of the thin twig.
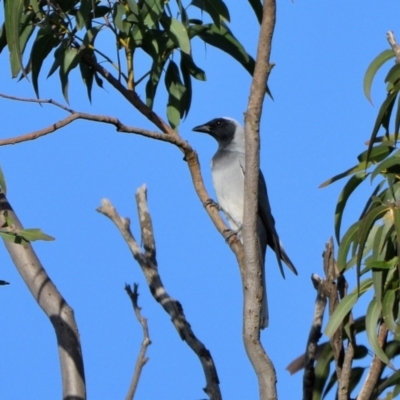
[124,283,151,400]
[97,187,222,400]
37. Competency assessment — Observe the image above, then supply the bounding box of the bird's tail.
[279,242,297,276]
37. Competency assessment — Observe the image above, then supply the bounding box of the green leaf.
[77,0,93,30]
[247,0,262,24]
[364,49,394,104]
[180,56,192,118]
[164,60,186,128]
[372,268,383,306]
[337,221,359,271]
[366,91,398,164]
[47,42,66,78]
[0,23,7,54]
[127,0,139,14]
[145,57,166,109]
[191,0,230,28]
[324,292,358,338]
[17,228,55,242]
[0,164,7,195]
[79,61,94,102]
[319,162,368,188]
[198,22,255,76]
[180,53,206,80]
[325,279,372,338]
[382,290,398,333]
[161,17,191,54]
[4,0,26,78]
[370,151,400,181]
[357,144,393,163]
[113,3,126,31]
[59,47,80,103]
[366,298,392,366]
[31,27,61,97]
[385,63,400,86]
[335,172,368,243]
[141,0,164,27]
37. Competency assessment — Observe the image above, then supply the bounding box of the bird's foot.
[223,228,239,243]
[203,198,221,211]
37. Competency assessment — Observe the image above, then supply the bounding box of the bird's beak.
[192,123,210,134]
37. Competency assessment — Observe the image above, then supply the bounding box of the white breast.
[211,150,245,231]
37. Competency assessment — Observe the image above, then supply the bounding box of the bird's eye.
[216,120,221,126]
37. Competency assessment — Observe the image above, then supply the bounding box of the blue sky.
[0,1,399,399]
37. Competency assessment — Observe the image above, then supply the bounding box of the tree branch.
[302,274,327,400]
[0,192,86,399]
[242,0,277,398]
[97,186,222,400]
[387,31,400,64]
[357,323,388,400]
[124,283,151,400]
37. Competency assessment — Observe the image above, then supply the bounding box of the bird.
[193,117,297,328]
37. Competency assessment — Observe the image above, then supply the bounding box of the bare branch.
[242,0,277,398]
[0,192,86,399]
[357,323,388,400]
[97,187,222,400]
[302,274,327,400]
[387,31,400,64]
[124,283,151,400]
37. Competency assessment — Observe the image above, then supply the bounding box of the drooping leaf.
[79,60,94,102]
[382,290,398,333]
[366,298,392,366]
[357,205,389,285]
[112,2,126,32]
[141,0,164,27]
[0,23,7,54]
[324,292,358,338]
[319,162,368,188]
[198,22,255,76]
[161,17,191,54]
[164,60,186,128]
[59,47,81,103]
[335,172,368,243]
[191,0,230,28]
[4,0,26,78]
[145,57,166,108]
[31,27,61,97]
[247,0,262,23]
[337,221,359,272]
[76,0,93,30]
[180,52,206,80]
[366,90,398,164]
[364,49,394,104]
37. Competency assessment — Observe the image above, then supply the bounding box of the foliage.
[318,47,400,398]
[0,0,258,128]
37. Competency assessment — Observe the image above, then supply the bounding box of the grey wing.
[258,171,297,276]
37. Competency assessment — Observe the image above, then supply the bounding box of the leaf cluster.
[1,0,257,128]
[317,48,400,398]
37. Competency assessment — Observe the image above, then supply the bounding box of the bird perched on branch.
[193,117,297,328]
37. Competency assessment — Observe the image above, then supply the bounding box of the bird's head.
[192,117,244,151]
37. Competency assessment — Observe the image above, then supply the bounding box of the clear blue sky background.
[0,1,399,399]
